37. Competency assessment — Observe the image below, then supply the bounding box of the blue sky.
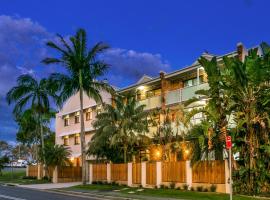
[0,0,269,142]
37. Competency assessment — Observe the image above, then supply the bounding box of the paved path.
[18,182,81,190]
[0,185,110,200]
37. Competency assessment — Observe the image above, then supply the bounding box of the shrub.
[160,184,165,189]
[170,182,176,189]
[176,187,181,190]
[183,184,189,190]
[92,181,97,184]
[210,184,217,192]
[164,185,169,189]
[196,186,203,192]
[191,187,194,191]
[203,188,209,192]
[22,176,37,180]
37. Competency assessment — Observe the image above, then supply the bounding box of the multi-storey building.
[55,43,250,164]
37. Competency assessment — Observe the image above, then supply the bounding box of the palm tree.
[6,75,56,172]
[91,94,149,163]
[42,28,114,184]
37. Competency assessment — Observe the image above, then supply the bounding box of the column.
[141,162,146,187]
[156,161,162,188]
[127,162,133,187]
[89,164,93,184]
[186,160,192,189]
[225,160,230,194]
[107,163,111,183]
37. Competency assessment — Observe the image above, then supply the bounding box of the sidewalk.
[18,182,81,190]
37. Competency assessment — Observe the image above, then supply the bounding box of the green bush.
[159,184,165,189]
[183,184,189,190]
[196,186,203,192]
[191,187,194,191]
[22,176,37,180]
[203,188,209,192]
[170,182,176,189]
[210,184,217,192]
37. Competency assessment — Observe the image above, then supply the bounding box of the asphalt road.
[0,185,104,200]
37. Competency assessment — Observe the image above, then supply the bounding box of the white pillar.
[52,166,58,183]
[128,163,133,187]
[225,160,230,194]
[37,164,41,180]
[107,163,111,183]
[89,164,93,184]
[156,162,162,188]
[186,160,192,189]
[141,162,146,187]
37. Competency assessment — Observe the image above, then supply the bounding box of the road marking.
[0,194,26,200]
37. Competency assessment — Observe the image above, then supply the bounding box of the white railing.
[165,83,209,105]
[138,95,161,110]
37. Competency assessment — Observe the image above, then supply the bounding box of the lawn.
[71,184,267,200]
[0,169,50,185]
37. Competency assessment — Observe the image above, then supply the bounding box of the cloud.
[102,48,171,87]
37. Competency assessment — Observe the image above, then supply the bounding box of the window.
[74,134,80,145]
[184,76,203,87]
[86,111,92,121]
[74,112,80,123]
[63,136,69,146]
[146,88,161,98]
[64,116,69,126]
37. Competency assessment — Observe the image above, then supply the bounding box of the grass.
[70,184,267,200]
[0,169,50,185]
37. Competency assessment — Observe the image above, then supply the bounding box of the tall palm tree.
[42,28,114,184]
[6,75,56,171]
[91,94,149,163]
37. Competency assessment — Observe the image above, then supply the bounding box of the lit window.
[74,112,80,123]
[63,136,69,146]
[86,110,92,121]
[74,134,80,145]
[64,115,69,126]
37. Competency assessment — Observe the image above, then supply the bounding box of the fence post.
[156,161,162,188]
[141,162,146,187]
[107,163,111,183]
[89,164,93,184]
[225,160,230,194]
[26,165,29,177]
[127,162,132,186]
[52,166,58,183]
[186,160,192,189]
[37,164,41,180]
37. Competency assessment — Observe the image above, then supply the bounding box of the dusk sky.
[0,0,269,143]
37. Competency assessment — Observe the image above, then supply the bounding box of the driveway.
[0,185,110,200]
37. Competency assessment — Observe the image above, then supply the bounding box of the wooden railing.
[146,162,156,185]
[93,163,107,181]
[111,163,128,181]
[162,161,186,183]
[192,160,225,184]
[132,163,141,184]
[28,165,38,177]
[58,166,82,182]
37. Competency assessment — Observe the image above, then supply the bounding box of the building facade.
[55,43,250,164]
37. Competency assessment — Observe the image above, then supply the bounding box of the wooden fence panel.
[93,164,107,181]
[132,163,141,184]
[111,163,127,182]
[58,166,82,182]
[28,165,38,177]
[146,162,156,185]
[162,161,186,183]
[192,160,225,184]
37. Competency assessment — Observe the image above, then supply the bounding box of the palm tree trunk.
[123,145,127,163]
[39,115,48,178]
[79,69,87,185]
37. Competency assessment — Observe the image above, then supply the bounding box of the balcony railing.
[138,95,161,110]
[165,83,209,105]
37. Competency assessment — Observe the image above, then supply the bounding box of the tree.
[90,94,149,163]
[0,156,9,176]
[6,75,57,172]
[222,46,270,194]
[42,28,114,184]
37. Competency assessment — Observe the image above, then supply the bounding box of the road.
[0,185,105,200]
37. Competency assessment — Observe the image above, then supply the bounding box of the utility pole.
[226,136,233,200]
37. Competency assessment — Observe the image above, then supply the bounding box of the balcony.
[165,83,209,105]
[138,95,161,110]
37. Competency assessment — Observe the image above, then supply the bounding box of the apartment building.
[55,43,250,164]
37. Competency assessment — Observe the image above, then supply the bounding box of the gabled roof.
[136,75,153,84]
